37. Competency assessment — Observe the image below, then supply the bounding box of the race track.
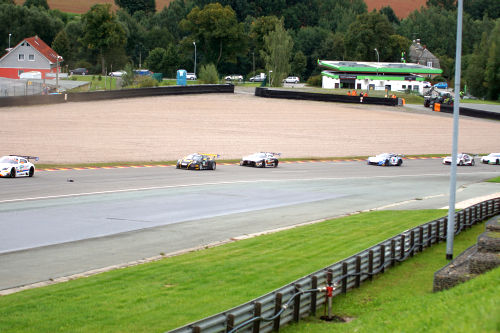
[1,159,499,291]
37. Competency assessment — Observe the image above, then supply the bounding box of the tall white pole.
[193,41,197,76]
[8,33,11,49]
[446,0,464,260]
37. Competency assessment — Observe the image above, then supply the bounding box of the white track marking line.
[1,172,498,204]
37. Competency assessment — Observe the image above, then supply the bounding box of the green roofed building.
[318,60,442,94]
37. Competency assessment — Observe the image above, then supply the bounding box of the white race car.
[240,152,280,168]
[442,153,475,166]
[367,153,403,166]
[481,153,500,165]
[0,155,38,178]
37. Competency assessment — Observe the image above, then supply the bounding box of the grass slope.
[0,210,494,332]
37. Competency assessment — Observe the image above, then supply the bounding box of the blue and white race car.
[240,152,280,168]
[481,153,500,165]
[0,155,38,178]
[367,153,403,166]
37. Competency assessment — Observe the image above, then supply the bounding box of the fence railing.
[169,197,500,333]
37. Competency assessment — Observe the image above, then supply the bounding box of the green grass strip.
[486,176,500,183]
[0,210,469,332]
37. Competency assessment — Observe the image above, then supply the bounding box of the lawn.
[0,209,493,332]
[487,176,500,183]
[66,74,119,91]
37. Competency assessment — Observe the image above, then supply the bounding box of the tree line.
[0,0,498,99]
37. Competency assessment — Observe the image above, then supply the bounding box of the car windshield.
[251,153,267,158]
[186,154,203,161]
[377,153,391,158]
[0,156,17,164]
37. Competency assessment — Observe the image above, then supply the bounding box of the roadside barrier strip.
[168,197,500,333]
[37,157,445,172]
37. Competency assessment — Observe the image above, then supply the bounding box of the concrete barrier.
[438,104,500,121]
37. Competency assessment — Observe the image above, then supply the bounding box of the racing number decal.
[390,157,398,165]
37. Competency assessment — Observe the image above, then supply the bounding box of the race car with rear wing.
[0,155,38,178]
[442,153,475,166]
[367,153,403,166]
[176,153,219,170]
[240,152,280,168]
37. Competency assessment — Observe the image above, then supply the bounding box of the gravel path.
[1,91,499,164]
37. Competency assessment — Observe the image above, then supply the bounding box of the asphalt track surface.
[1,159,499,291]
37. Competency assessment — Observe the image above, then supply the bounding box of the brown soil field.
[1,93,498,165]
[15,0,424,17]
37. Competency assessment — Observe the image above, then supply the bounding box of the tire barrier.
[255,87,398,106]
[0,84,235,108]
[169,197,500,333]
[437,104,500,121]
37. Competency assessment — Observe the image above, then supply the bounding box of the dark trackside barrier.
[255,87,398,106]
[0,84,234,108]
[436,104,500,121]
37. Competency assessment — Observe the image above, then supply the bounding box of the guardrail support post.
[427,224,432,247]
[253,303,261,333]
[368,250,374,281]
[310,276,318,316]
[418,227,424,252]
[355,256,361,287]
[342,262,348,294]
[400,234,405,260]
[226,314,235,333]
[380,245,386,273]
[193,326,201,333]
[293,284,301,323]
[390,240,396,267]
[410,231,415,257]
[273,293,282,332]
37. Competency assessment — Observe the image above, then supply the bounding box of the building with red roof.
[0,35,63,79]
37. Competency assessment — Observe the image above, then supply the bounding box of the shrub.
[199,63,218,84]
[307,75,322,87]
[134,76,158,88]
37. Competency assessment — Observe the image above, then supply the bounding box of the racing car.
[442,153,475,166]
[367,153,403,166]
[481,153,500,165]
[176,153,219,170]
[240,152,280,168]
[0,155,38,178]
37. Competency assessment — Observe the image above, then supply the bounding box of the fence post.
[342,262,348,294]
[456,212,461,233]
[368,250,374,281]
[390,240,396,267]
[427,224,432,247]
[193,326,201,333]
[227,314,235,333]
[253,302,262,333]
[436,220,441,243]
[355,256,361,287]
[380,245,386,273]
[410,231,415,257]
[310,276,317,316]
[273,293,282,332]
[418,227,424,252]
[400,234,405,260]
[443,218,448,241]
[293,284,301,323]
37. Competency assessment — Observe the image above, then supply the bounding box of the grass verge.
[486,176,500,183]
[0,210,491,332]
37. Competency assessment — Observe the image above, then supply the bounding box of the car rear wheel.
[496,159,500,165]
[397,159,402,166]
[274,160,279,167]
[211,161,216,170]
[459,161,464,166]
[384,159,389,166]
[10,168,16,178]
[29,167,34,177]
[260,160,266,168]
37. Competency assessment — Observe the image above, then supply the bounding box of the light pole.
[8,33,11,50]
[374,48,379,76]
[56,56,62,93]
[193,41,197,76]
[252,52,255,77]
[268,70,272,87]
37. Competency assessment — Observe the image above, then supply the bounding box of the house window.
[28,54,35,61]
[413,85,419,91]
[427,61,433,67]
[402,85,406,89]
[18,54,25,61]
[356,83,362,89]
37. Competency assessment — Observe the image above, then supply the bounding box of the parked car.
[434,82,448,89]
[283,76,300,84]
[70,68,88,75]
[367,153,403,166]
[109,70,126,77]
[442,153,475,166]
[134,69,153,76]
[186,73,197,80]
[240,152,280,168]
[481,153,500,165]
[225,74,243,82]
[249,74,266,82]
[176,153,219,170]
[0,155,38,178]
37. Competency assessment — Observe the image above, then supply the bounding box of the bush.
[134,76,158,88]
[307,75,322,87]
[199,63,218,84]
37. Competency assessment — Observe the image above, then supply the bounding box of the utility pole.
[252,52,255,77]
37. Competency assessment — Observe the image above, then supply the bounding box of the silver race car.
[0,155,38,178]
[367,153,403,166]
[442,153,475,166]
[240,152,280,168]
[481,153,500,165]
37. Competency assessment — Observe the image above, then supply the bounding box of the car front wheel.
[10,168,16,178]
[29,167,34,177]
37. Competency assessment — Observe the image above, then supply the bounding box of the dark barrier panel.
[438,104,500,121]
[0,84,234,108]
[255,87,398,106]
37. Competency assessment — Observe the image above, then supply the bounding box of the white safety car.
[481,153,500,165]
[442,153,475,166]
[0,155,38,178]
[367,153,403,166]
[240,152,280,168]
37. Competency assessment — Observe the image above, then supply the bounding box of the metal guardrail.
[169,197,500,333]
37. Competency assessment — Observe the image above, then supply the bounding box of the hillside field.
[15,0,426,18]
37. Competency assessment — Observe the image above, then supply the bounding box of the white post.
[193,41,197,76]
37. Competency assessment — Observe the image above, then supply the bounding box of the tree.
[145,47,166,73]
[23,0,49,10]
[51,30,70,64]
[483,20,500,100]
[290,50,306,78]
[81,4,127,74]
[261,22,293,86]
[180,3,247,68]
[0,0,15,4]
[380,6,400,25]
[199,63,218,83]
[464,0,500,20]
[115,0,155,15]
[426,0,456,10]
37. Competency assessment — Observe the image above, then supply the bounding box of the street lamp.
[56,55,62,93]
[252,52,255,77]
[8,33,11,50]
[268,70,272,87]
[374,48,380,76]
[193,41,197,76]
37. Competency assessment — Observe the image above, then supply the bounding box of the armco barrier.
[169,197,500,333]
[255,87,398,106]
[0,84,234,108]
[437,104,500,121]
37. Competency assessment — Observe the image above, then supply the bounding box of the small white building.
[318,60,442,94]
